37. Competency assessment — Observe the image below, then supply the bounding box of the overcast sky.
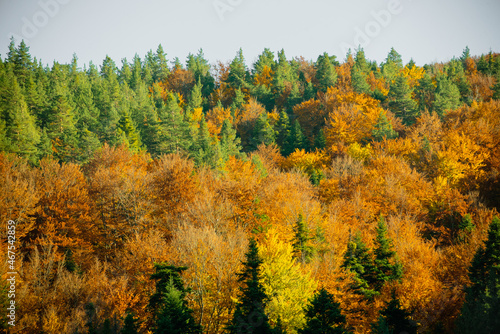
[0,0,499,69]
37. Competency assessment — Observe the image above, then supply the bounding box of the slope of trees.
[1,40,500,333]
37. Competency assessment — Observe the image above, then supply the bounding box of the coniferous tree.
[371,112,398,142]
[284,120,306,155]
[227,238,273,334]
[299,288,350,334]
[149,263,202,334]
[121,312,140,334]
[387,75,418,125]
[314,129,327,150]
[351,65,371,95]
[372,293,417,334]
[275,110,290,151]
[220,119,243,161]
[433,75,461,117]
[373,216,403,291]
[292,214,314,264]
[342,233,378,299]
[252,113,275,150]
[152,44,170,83]
[455,216,500,334]
[190,116,219,168]
[315,52,338,92]
[158,93,193,154]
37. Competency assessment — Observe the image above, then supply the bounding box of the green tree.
[315,52,338,92]
[299,288,350,334]
[117,109,142,152]
[372,293,417,334]
[341,233,377,299]
[455,216,500,334]
[149,263,202,334]
[220,119,243,161]
[121,312,140,334]
[351,65,371,95]
[226,238,273,334]
[373,216,403,291]
[190,116,220,168]
[252,113,275,150]
[284,120,306,156]
[157,93,193,154]
[275,110,290,151]
[292,214,314,263]
[387,75,418,125]
[382,48,403,81]
[433,75,461,117]
[371,112,398,142]
[152,44,170,83]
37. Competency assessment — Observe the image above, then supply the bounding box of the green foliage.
[292,214,315,263]
[387,75,418,125]
[190,116,220,168]
[299,288,350,334]
[433,75,461,117]
[149,263,202,334]
[220,119,243,161]
[252,113,275,150]
[456,216,500,334]
[373,216,403,291]
[351,65,371,95]
[315,52,338,92]
[371,112,398,142]
[372,293,417,334]
[284,120,306,155]
[227,238,273,334]
[121,312,140,334]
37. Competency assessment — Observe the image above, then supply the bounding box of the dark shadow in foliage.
[299,288,351,334]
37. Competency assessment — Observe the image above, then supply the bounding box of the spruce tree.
[299,288,350,334]
[387,75,418,125]
[251,113,275,150]
[315,52,338,92]
[220,119,243,161]
[433,75,461,117]
[372,293,417,334]
[351,65,371,95]
[157,93,193,154]
[190,116,219,168]
[373,216,403,291]
[341,233,378,299]
[227,238,273,334]
[292,214,314,264]
[149,263,202,334]
[455,216,500,334]
[284,120,306,156]
[275,110,290,152]
[371,112,398,142]
[121,312,140,334]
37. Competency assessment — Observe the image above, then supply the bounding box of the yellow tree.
[259,228,317,333]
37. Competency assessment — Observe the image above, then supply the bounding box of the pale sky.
[0,0,499,68]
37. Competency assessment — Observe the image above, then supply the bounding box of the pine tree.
[252,113,275,150]
[382,48,403,81]
[284,120,306,156]
[275,110,290,151]
[372,293,417,334]
[292,214,314,263]
[315,52,338,92]
[157,93,193,154]
[121,312,140,334]
[492,72,500,100]
[387,75,418,125]
[351,65,371,95]
[373,216,403,291]
[433,75,461,117]
[227,238,273,334]
[455,216,500,334]
[220,119,243,161]
[341,233,378,299]
[299,288,350,334]
[190,116,219,168]
[371,112,398,142]
[117,109,142,152]
[149,263,202,334]
[414,73,435,112]
[314,129,327,150]
[152,44,170,83]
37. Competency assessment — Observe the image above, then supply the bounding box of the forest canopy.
[1,39,500,333]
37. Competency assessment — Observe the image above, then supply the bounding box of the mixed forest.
[1,38,500,333]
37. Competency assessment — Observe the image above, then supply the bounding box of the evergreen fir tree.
[220,119,243,161]
[284,120,306,155]
[372,293,417,334]
[275,110,290,151]
[387,75,418,125]
[149,263,202,334]
[433,75,461,117]
[299,288,350,334]
[455,216,500,334]
[117,109,142,152]
[373,216,403,291]
[351,65,371,95]
[414,73,435,112]
[314,129,327,150]
[341,233,378,299]
[381,48,403,81]
[226,238,273,334]
[121,312,140,334]
[251,113,275,150]
[152,44,170,83]
[190,116,219,168]
[292,214,314,264]
[371,112,398,142]
[157,93,193,154]
[315,52,338,92]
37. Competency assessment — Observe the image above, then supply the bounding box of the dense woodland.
[1,38,500,333]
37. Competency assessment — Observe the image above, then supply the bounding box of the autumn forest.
[1,39,500,333]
